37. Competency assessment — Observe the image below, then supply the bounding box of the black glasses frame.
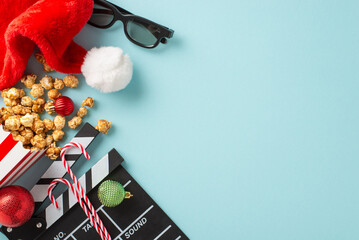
[88,0,174,48]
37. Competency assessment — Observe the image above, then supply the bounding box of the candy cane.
[60,142,111,240]
[48,142,111,240]
[48,179,108,240]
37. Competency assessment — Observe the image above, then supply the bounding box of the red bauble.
[55,96,74,116]
[0,185,35,227]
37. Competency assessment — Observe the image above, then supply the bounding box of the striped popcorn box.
[0,124,46,188]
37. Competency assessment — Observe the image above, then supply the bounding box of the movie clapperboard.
[1,123,188,240]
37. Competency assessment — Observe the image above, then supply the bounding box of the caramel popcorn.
[40,75,54,90]
[30,112,40,120]
[11,106,22,115]
[45,135,54,147]
[53,130,65,141]
[63,75,79,88]
[54,115,66,130]
[20,89,25,98]
[32,104,44,113]
[68,116,82,129]
[2,85,96,145]
[23,145,31,150]
[20,113,35,127]
[48,89,62,101]
[23,138,31,145]
[46,143,61,160]
[32,98,46,113]
[34,98,46,106]
[35,53,54,72]
[20,128,34,142]
[16,133,31,145]
[45,101,55,114]
[82,97,94,108]
[0,73,98,156]
[6,88,18,99]
[43,118,54,132]
[0,107,7,114]
[32,119,45,134]
[11,131,20,137]
[5,116,21,131]
[1,125,10,132]
[30,84,45,98]
[1,89,9,98]
[21,74,37,88]
[4,97,20,107]
[7,88,23,100]
[77,107,87,118]
[21,96,33,107]
[95,119,111,134]
[54,78,65,90]
[12,105,31,115]
[13,135,28,145]
[31,146,41,152]
[1,108,14,121]
[39,132,46,139]
[30,135,47,149]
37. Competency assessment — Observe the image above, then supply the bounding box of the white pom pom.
[81,47,133,93]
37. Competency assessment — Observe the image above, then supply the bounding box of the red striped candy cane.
[48,179,108,240]
[49,142,111,240]
[60,142,111,240]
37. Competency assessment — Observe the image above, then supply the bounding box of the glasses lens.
[89,3,114,27]
[126,19,160,46]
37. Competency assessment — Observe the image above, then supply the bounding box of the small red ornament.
[0,185,35,227]
[54,96,74,116]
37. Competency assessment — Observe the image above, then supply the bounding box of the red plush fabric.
[0,0,93,90]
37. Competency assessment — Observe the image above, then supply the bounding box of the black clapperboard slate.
[1,123,188,240]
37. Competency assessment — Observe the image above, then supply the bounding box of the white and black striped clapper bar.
[3,148,189,240]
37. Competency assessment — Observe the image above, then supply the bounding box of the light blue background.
[1,0,359,239]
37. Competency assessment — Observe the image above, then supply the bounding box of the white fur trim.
[81,47,133,93]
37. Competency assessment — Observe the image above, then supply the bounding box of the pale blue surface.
[1,0,359,239]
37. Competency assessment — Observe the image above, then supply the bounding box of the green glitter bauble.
[98,180,125,207]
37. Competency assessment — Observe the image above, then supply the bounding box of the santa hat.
[0,0,132,92]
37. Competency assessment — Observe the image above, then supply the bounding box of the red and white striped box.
[0,124,46,188]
